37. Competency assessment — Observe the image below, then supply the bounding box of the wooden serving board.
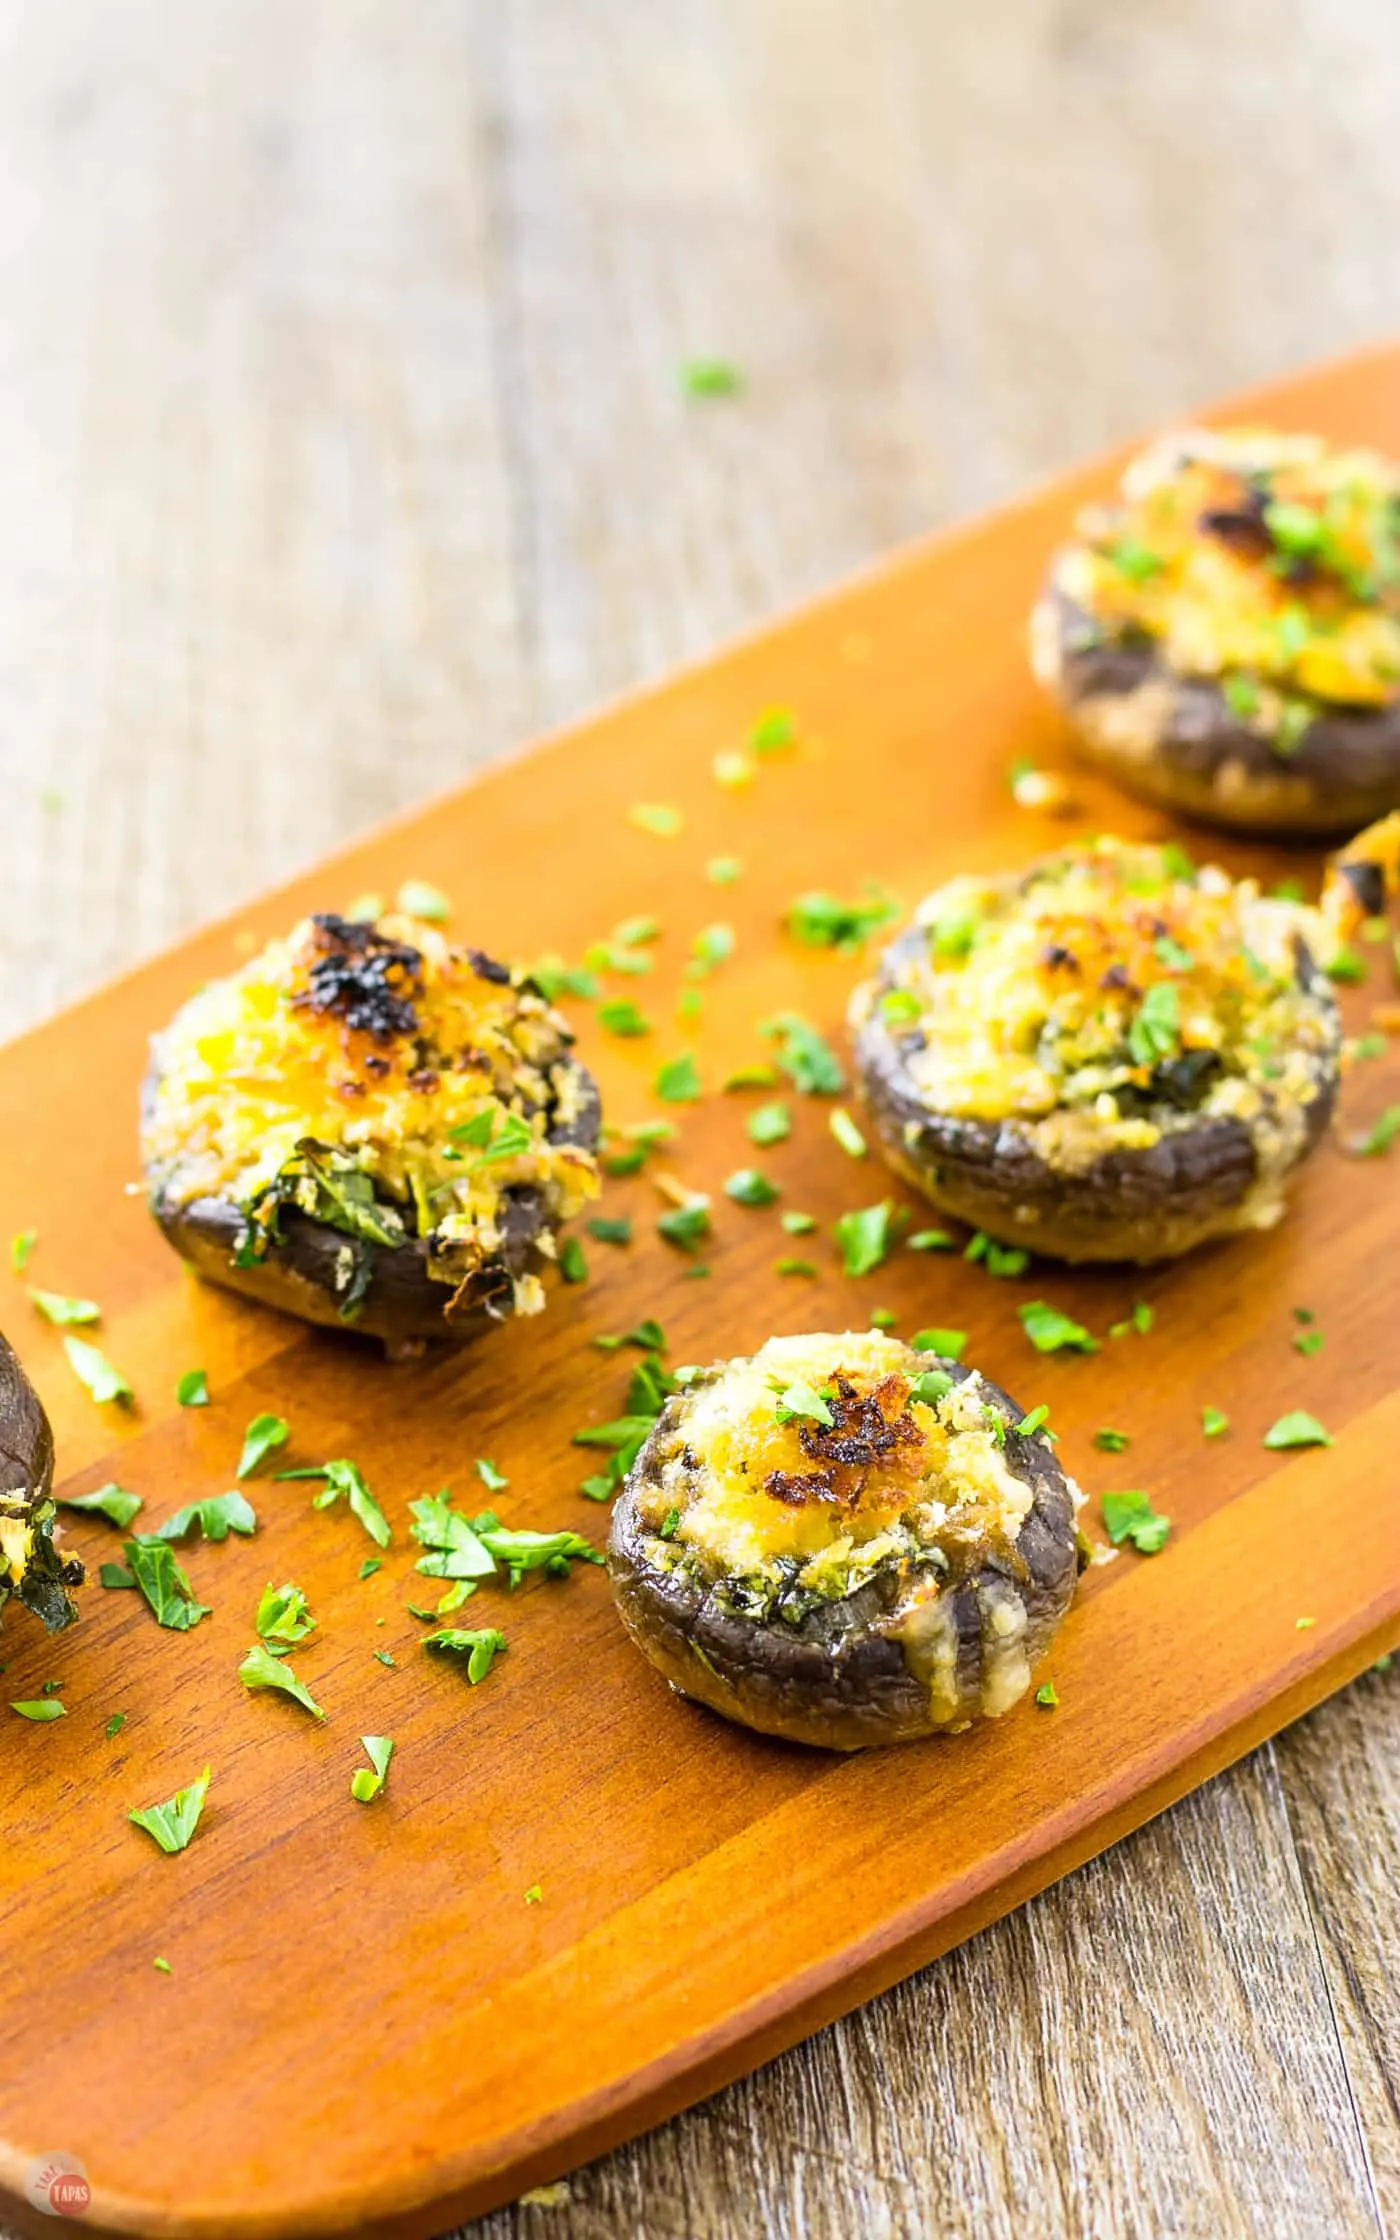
[2,345,1398,2240]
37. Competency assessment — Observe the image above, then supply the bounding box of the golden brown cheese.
[651,1333,1034,1585]
[1058,426,1400,722]
[142,911,599,1290]
[860,839,1334,1140]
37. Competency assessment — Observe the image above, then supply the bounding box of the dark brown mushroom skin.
[608,1360,1080,1753]
[0,1331,82,1633]
[852,923,1341,1266]
[143,1064,602,1356]
[1033,581,1400,837]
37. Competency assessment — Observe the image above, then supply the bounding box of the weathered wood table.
[1,5,1395,2235]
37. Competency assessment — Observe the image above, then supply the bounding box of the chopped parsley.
[1263,1410,1332,1450]
[124,1537,212,1630]
[1019,1301,1099,1354]
[1327,946,1366,985]
[746,1100,791,1146]
[833,1199,893,1277]
[237,1413,290,1479]
[1015,1404,1052,1438]
[153,1491,257,1543]
[424,1627,508,1683]
[351,1735,394,1803]
[680,358,740,397]
[105,1712,127,1739]
[1351,1103,1400,1157]
[879,988,923,1027]
[907,1228,954,1253]
[776,1257,818,1277]
[1035,1682,1059,1708]
[1350,1033,1389,1061]
[781,1210,817,1235]
[1108,537,1164,582]
[129,1766,211,1854]
[176,1368,210,1408]
[829,1108,867,1158]
[706,855,744,885]
[750,707,797,755]
[257,1581,316,1649]
[57,1483,143,1529]
[277,1458,391,1547]
[965,1233,1028,1277]
[529,957,600,1003]
[1093,1428,1131,1453]
[1101,1489,1171,1554]
[28,1288,100,1326]
[597,998,651,1037]
[524,1883,543,1905]
[689,922,735,975]
[359,1558,382,1581]
[63,1335,132,1406]
[558,1235,588,1284]
[658,1508,681,1540]
[10,1698,64,1721]
[99,1562,136,1590]
[785,887,900,952]
[869,1308,898,1331]
[1110,1300,1154,1339]
[9,1229,37,1272]
[912,1329,966,1359]
[627,802,683,839]
[654,1052,702,1102]
[760,1012,845,1094]
[394,878,450,921]
[593,1318,667,1353]
[587,1216,632,1245]
[910,1368,954,1405]
[723,1063,780,1091]
[1201,1406,1230,1439]
[239,1640,325,1719]
[772,1380,835,1429]
[724,1168,780,1207]
[657,1198,712,1251]
[613,914,661,947]
[1293,1327,1325,1357]
[1127,981,1181,1068]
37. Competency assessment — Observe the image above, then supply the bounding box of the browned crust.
[852,924,1341,1266]
[144,1064,602,1354]
[607,1359,1079,1752]
[1033,582,1400,836]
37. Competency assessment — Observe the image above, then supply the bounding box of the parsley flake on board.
[558,1235,588,1284]
[833,1200,893,1277]
[597,998,652,1038]
[1110,1300,1154,1339]
[1035,1682,1060,1709]
[760,1012,845,1095]
[154,1492,257,1544]
[1351,1103,1400,1157]
[176,1369,210,1407]
[394,878,451,922]
[237,1414,290,1479]
[707,855,744,885]
[1019,1301,1099,1354]
[776,1257,818,1277]
[781,1210,817,1235]
[57,1483,143,1529]
[28,1289,101,1326]
[785,888,900,953]
[965,1232,1029,1277]
[654,1052,702,1103]
[746,1100,791,1147]
[1094,1428,1131,1453]
[829,1108,867,1158]
[476,1458,510,1493]
[129,1766,211,1855]
[912,1329,966,1359]
[276,1458,391,1547]
[657,1198,712,1252]
[750,707,798,755]
[351,1735,395,1803]
[627,802,683,839]
[587,1216,633,1246]
[105,1713,127,1739]
[1263,1410,1332,1450]
[63,1336,133,1406]
[724,1168,780,1207]
[689,923,735,975]
[1101,1490,1171,1554]
[424,1628,508,1683]
[257,1581,316,1650]
[10,1229,37,1272]
[907,1228,955,1253]
[124,1538,212,1631]
[239,1640,325,1719]
[10,1699,65,1722]
[1201,1406,1230,1439]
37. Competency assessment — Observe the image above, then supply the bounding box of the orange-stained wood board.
[2,344,1399,2240]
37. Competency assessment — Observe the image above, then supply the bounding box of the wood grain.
[0,6,1397,2238]
[0,346,1397,2238]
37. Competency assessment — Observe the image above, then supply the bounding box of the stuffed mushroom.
[0,1332,81,1633]
[142,909,602,1353]
[1031,427,1400,834]
[850,836,1342,1265]
[608,1331,1081,1751]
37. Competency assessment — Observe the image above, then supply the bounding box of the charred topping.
[763,1371,921,1511]
[1198,479,1271,558]
[466,947,512,986]
[293,915,424,1042]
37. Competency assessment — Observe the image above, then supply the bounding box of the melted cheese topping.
[1057,426,1400,725]
[143,913,599,1263]
[857,838,1335,1137]
[0,1513,34,1587]
[652,1333,1033,1584]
